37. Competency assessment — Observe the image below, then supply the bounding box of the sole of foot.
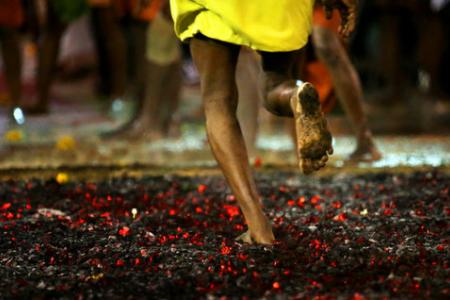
[291,82,333,175]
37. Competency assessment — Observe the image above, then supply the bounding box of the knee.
[262,96,283,116]
[262,76,292,116]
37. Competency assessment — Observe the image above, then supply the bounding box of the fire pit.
[0,170,448,299]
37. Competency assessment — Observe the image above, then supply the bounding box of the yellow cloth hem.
[171,0,314,52]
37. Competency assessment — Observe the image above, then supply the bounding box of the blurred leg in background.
[0,0,25,126]
[417,2,447,98]
[27,0,89,114]
[310,7,381,162]
[119,16,148,124]
[90,2,127,103]
[119,11,182,140]
[99,0,161,138]
[32,1,65,114]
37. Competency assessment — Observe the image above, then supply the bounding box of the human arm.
[320,0,358,37]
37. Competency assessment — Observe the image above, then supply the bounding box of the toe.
[302,143,325,160]
[311,161,320,171]
[236,231,253,244]
[313,159,325,170]
[328,144,334,155]
[300,159,313,175]
[317,159,326,169]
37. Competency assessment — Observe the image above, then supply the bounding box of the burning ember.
[0,171,448,298]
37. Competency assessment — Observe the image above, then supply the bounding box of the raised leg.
[312,26,381,162]
[190,37,273,245]
[260,51,298,117]
[260,50,333,174]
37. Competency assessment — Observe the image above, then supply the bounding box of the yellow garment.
[170,0,314,52]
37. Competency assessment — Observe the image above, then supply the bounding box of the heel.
[298,83,320,116]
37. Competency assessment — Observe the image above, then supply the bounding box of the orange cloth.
[114,0,162,21]
[313,6,340,33]
[306,7,341,112]
[305,61,336,113]
[0,0,24,28]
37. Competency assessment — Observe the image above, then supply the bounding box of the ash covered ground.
[0,171,448,299]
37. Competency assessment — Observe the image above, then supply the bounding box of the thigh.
[190,37,240,100]
[259,49,304,78]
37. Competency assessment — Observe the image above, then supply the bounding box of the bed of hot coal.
[0,171,448,299]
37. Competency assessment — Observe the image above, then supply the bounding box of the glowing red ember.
[223,205,240,217]
[118,226,130,237]
[220,246,232,255]
[115,259,125,267]
[1,203,11,210]
[254,157,262,168]
[197,184,207,193]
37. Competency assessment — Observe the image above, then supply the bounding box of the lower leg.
[312,27,380,161]
[160,60,182,136]
[191,38,273,244]
[121,61,167,139]
[261,51,333,173]
[91,8,112,97]
[122,61,182,140]
[93,7,127,99]
[260,51,299,117]
[236,48,262,155]
[36,10,66,113]
[103,19,147,137]
[94,9,129,138]
[36,26,64,113]
[127,20,148,102]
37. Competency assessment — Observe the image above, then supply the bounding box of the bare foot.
[348,142,382,163]
[121,119,164,141]
[101,118,162,141]
[236,231,254,244]
[236,215,275,245]
[291,82,333,174]
[347,130,382,163]
[101,119,136,140]
[236,229,274,245]
[348,146,382,162]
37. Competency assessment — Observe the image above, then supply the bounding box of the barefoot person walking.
[169,0,357,244]
[309,4,381,162]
